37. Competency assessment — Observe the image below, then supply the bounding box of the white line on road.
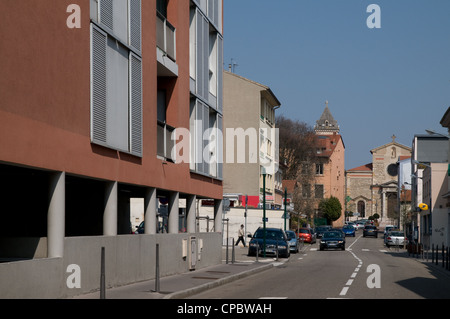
[340,287,349,296]
[346,279,354,286]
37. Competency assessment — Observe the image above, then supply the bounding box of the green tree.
[319,196,342,225]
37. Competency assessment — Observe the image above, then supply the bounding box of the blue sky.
[223,0,450,170]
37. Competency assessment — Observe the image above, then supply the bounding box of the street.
[189,233,450,299]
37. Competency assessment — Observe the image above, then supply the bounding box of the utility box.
[189,236,197,270]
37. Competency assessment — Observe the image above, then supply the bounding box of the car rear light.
[387,237,391,240]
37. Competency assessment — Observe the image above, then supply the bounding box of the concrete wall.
[0,233,221,299]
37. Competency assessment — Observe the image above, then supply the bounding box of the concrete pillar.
[104,181,118,236]
[48,172,65,258]
[144,187,157,234]
[168,191,179,233]
[214,199,223,234]
[382,190,386,220]
[186,195,197,233]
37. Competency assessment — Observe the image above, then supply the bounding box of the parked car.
[315,225,332,238]
[363,225,378,238]
[384,225,396,237]
[344,221,357,230]
[319,230,346,251]
[247,227,290,258]
[353,221,365,230]
[286,230,300,253]
[342,225,356,237]
[385,231,406,247]
[298,227,316,244]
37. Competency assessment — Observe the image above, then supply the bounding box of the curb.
[163,263,274,299]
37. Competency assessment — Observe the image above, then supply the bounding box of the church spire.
[314,101,340,135]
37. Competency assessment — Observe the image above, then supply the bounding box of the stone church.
[345,136,412,225]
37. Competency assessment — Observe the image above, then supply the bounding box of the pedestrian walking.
[235,224,246,247]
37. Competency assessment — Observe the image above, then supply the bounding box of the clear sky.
[223,0,450,170]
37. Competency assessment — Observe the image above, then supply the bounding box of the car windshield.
[343,226,353,229]
[365,226,376,229]
[316,227,328,231]
[323,231,342,239]
[253,229,285,240]
[286,231,296,239]
[390,231,404,237]
[299,229,310,234]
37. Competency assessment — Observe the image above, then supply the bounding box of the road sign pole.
[263,172,266,257]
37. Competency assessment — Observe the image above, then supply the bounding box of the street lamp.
[262,167,267,257]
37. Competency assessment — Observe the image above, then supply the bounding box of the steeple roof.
[314,101,339,134]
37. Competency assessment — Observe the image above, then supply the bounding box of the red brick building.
[0,0,224,298]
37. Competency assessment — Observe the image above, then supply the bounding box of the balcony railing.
[156,11,176,62]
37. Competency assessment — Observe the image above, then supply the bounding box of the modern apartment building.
[222,71,281,209]
[0,0,223,298]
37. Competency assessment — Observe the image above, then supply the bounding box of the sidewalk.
[72,243,303,299]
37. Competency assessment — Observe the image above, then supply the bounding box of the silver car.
[385,231,406,247]
[285,230,300,253]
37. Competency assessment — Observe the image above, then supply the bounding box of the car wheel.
[342,245,345,251]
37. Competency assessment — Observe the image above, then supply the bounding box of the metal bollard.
[256,245,259,262]
[232,238,235,264]
[276,241,279,261]
[443,244,446,268]
[155,243,160,293]
[432,244,435,264]
[100,246,105,299]
[226,237,229,264]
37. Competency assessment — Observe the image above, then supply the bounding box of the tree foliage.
[276,115,317,180]
[319,196,342,224]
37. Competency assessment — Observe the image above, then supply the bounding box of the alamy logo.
[367,4,381,29]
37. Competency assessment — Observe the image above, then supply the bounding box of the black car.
[363,225,378,238]
[319,230,346,251]
[247,227,290,258]
[315,225,332,238]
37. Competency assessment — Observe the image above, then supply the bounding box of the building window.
[157,90,175,162]
[190,98,222,179]
[189,5,223,112]
[316,163,324,175]
[315,184,324,199]
[302,184,311,198]
[90,0,142,157]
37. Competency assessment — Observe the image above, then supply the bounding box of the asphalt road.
[189,232,450,299]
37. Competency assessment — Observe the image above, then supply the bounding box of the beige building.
[313,104,346,227]
[346,136,412,225]
[222,71,281,209]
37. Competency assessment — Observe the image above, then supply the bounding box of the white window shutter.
[99,0,114,31]
[129,0,142,53]
[129,53,142,157]
[217,35,223,114]
[91,25,108,145]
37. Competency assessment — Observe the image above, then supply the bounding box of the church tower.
[314,101,340,135]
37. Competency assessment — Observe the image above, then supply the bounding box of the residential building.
[313,104,346,227]
[0,0,223,298]
[222,71,281,209]
[411,133,449,246]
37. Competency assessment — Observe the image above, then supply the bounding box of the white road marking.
[346,279,354,286]
[340,287,349,296]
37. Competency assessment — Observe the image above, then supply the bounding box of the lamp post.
[262,168,267,257]
[284,187,287,232]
